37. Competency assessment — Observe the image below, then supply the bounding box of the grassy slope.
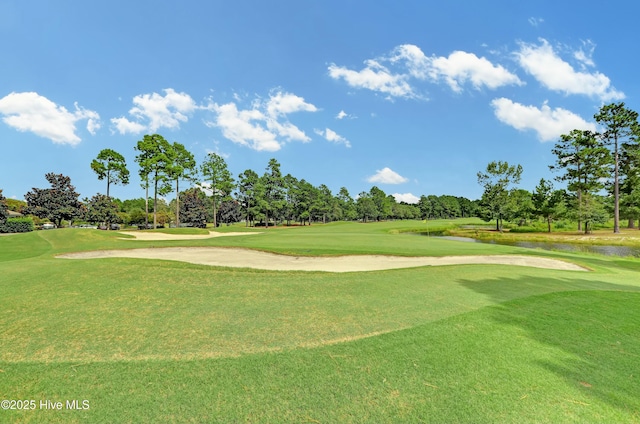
[1,221,639,422]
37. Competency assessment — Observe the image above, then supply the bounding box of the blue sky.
[1,1,638,204]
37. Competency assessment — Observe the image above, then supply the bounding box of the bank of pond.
[413,232,640,258]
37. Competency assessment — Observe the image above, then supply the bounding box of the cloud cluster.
[205,91,318,152]
[491,98,596,142]
[330,40,623,143]
[111,88,197,135]
[0,92,100,145]
[329,44,522,99]
[515,39,623,101]
[367,167,408,184]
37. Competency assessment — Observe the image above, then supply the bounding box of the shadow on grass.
[458,274,640,417]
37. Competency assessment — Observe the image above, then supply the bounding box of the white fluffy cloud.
[314,128,351,147]
[111,88,197,134]
[392,193,420,204]
[206,90,318,151]
[428,51,523,92]
[491,97,596,142]
[0,91,100,145]
[328,59,416,99]
[329,44,521,99]
[515,39,624,101]
[367,167,408,184]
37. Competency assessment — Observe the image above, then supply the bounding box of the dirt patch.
[117,231,261,241]
[57,247,588,272]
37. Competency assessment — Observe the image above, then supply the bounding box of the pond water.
[418,233,640,258]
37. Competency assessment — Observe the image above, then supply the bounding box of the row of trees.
[85,134,481,228]
[15,169,482,228]
[9,102,640,232]
[476,102,640,233]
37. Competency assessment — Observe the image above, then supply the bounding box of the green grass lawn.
[1,220,639,423]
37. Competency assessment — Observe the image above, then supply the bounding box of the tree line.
[4,133,479,229]
[476,102,640,233]
[3,102,638,233]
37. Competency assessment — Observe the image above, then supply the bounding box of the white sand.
[117,230,261,241]
[58,247,588,272]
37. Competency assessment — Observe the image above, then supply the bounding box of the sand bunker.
[117,231,261,241]
[58,247,588,272]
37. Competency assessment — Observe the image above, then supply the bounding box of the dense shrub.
[0,217,34,233]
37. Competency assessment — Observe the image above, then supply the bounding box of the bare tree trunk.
[153,170,158,230]
[175,180,180,227]
[144,182,149,229]
[614,137,620,233]
[577,189,582,232]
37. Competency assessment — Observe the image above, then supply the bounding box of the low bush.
[0,217,34,233]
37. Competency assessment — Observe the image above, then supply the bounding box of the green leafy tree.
[134,134,173,229]
[200,152,234,228]
[90,148,130,198]
[417,195,432,220]
[618,117,640,228]
[594,102,640,233]
[571,193,609,234]
[316,184,333,224]
[506,189,535,226]
[261,158,285,227]
[336,187,357,221]
[237,169,260,227]
[532,179,566,232]
[282,174,300,225]
[550,129,610,232]
[291,179,315,225]
[458,197,476,218]
[167,142,197,227]
[369,186,392,221]
[439,195,462,219]
[24,173,84,227]
[127,208,148,226]
[477,161,523,231]
[356,192,377,222]
[85,194,120,227]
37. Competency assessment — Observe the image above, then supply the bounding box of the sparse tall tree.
[550,129,610,232]
[336,187,357,221]
[90,149,130,198]
[134,134,173,229]
[237,169,260,227]
[200,153,234,228]
[594,102,639,233]
[261,158,285,227]
[167,142,196,227]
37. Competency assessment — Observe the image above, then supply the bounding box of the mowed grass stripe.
[1,291,638,423]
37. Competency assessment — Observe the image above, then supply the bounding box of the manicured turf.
[1,220,639,422]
